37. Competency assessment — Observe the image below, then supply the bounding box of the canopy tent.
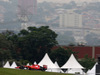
[38,53,59,72]
[34,61,37,65]
[61,54,84,69]
[54,61,64,73]
[67,68,84,74]
[10,61,17,69]
[3,61,10,68]
[87,62,97,75]
[61,54,84,74]
[26,63,30,66]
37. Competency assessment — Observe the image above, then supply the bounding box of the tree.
[2,30,20,60]
[17,26,58,63]
[0,49,11,61]
[50,47,77,67]
[0,33,12,50]
[0,33,13,66]
[79,55,96,72]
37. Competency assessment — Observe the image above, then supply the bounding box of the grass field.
[0,68,73,75]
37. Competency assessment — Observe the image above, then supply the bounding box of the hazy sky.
[38,0,95,3]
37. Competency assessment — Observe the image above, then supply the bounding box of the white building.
[59,10,82,28]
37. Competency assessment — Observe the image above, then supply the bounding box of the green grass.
[0,68,73,75]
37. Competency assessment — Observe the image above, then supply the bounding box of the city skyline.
[37,0,98,3]
[18,0,37,15]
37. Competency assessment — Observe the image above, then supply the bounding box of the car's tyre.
[19,66,24,69]
[28,68,31,70]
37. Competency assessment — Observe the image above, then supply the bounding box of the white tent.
[61,54,84,74]
[54,61,64,73]
[67,68,84,74]
[3,61,10,68]
[61,54,84,69]
[26,63,30,66]
[38,53,59,72]
[87,62,97,75]
[10,61,17,69]
[34,61,37,65]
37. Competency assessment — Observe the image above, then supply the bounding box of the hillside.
[0,68,73,75]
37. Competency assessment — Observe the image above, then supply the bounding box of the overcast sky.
[38,0,96,3]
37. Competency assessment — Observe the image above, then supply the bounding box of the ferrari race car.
[16,65,28,69]
[16,64,47,71]
[28,64,47,71]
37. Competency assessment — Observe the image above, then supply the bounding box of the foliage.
[18,59,31,65]
[0,34,12,49]
[79,55,96,72]
[0,26,58,65]
[0,33,12,63]
[0,49,11,61]
[2,30,20,60]
[17,26,58,63]
[0,26,97,70]
[50,47,77,67]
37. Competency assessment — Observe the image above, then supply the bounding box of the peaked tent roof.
[38,53,58,69]
[54,61,60,68]
[10,61,17,69]
[3,61,10,68]
[61,54,84,69]
[34,61,37,65]
[87,62,97,75]
[26,63,30,66]
[54,61,64,73]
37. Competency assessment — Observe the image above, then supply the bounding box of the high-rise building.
[18,0,37,29]
[18,0,37,15]
[59,10,82,28]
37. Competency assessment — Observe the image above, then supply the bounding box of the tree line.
[0,26,95,71]
[0,26,57,63]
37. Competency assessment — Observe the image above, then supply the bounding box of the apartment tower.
[59,10,82,28]
[18,0,37,29]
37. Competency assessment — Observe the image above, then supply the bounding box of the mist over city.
[38,0,96,3]
[0,0,100,46]
[1,1,100,75]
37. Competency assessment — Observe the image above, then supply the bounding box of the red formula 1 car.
[16,65,28,69]
[16,64,47,71]
[28,64,47,71]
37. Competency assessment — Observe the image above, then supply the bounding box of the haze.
[38,0,95,3]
